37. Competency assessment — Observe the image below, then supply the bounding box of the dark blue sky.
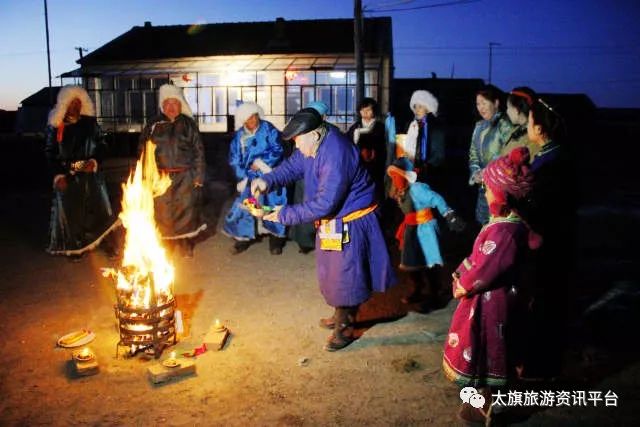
[1,0,639,109]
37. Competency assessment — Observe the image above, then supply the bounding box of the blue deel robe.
[223,120,287,240]
[408,182,452,267]
[262,127,397,307]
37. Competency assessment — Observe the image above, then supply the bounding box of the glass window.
[101,77,114,90]
[316,71,347,85]
[118,77,134,90]
[214,88,227,116]
[302,87,314,109]
[183,87,198,115]
[242,87,256,103]
[144,92,157,118]
[100,92,114,117]
[257,87,271,114]
[199,73,221,86]
[271,86,285,115]
[153,76,169,88]
[316,87,332,113]
[198,87,213,116]
[129,92,143,119]
[348,70,379,85]
[227,87,242,115]
[170,73,197,87]
[257,71,283,86]
[139,77,152,90]
[284,71,314,86]
[286,86,301,115]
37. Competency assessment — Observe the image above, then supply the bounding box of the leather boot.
[324,306,357,351]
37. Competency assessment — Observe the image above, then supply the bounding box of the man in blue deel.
[251,108,396,351]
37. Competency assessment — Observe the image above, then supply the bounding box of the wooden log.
[147,359,196,384]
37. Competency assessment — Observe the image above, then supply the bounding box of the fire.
[103,140,174,307]
[103,140,179,357]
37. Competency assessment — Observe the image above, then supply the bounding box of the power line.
[365,0,480,13]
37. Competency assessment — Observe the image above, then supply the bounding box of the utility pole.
[354,0,364,112]
[488,42,500,84]
[75,47,87,60]
[44,0,53,104]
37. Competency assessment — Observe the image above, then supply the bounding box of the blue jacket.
[264,127,375,225]
[223,120,287,239]
[408,182,451,267]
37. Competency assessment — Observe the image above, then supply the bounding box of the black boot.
[401,271,425,304]
[269,235,286,255]
[230,240,251,255]
[324,306,357,351]
[426,266,449,309]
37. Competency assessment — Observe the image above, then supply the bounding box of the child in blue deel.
[387,157,465,309]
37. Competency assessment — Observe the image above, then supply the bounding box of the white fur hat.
[158,84,193,118]
[409,90,439,116]
[48,85,95,127]
[234,102,264,130]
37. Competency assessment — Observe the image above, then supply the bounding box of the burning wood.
[103,140,177,358]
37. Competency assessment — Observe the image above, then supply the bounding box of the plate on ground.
[57,330,96,348]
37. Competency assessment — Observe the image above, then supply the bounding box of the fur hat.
[409,90,439,116]
[48,85,95,127]
[483,147,533,210]
[158,84,193,118]
[234,102,264,130]
[386,157,417,184]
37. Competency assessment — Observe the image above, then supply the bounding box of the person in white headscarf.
[398,90,446,187]
[45,85,119,261]
[222,102,287,255]
[139,84,207,257]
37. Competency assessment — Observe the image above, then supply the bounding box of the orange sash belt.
[395,207,433,249]
[315,204,378,228]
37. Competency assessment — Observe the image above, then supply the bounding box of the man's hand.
[250,178,268,198]
[262,205,282,223]
[236,177,248,193]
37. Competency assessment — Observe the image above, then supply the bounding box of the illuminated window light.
[330,71,346,79]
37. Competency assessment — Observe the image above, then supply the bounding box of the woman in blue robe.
[223,102,287,255]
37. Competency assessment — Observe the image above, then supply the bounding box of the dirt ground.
[0,186,638,426]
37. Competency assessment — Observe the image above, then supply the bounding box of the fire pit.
[103,140,178,358]
[114,284,176,357]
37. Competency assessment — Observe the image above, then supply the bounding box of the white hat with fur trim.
[234,102,264,130]
[409,90,439,116]
[48,85,95,127]
[158,84,193,118]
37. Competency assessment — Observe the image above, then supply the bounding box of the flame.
[104,140,174,308]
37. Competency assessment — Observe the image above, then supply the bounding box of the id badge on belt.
[318,218,349,251]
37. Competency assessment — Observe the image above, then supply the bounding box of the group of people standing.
[45,82,569,422]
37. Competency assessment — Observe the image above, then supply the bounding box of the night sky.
[1,0,639,110]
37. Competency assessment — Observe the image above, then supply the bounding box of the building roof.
[79,17,392,66]
[19,86,61,107]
